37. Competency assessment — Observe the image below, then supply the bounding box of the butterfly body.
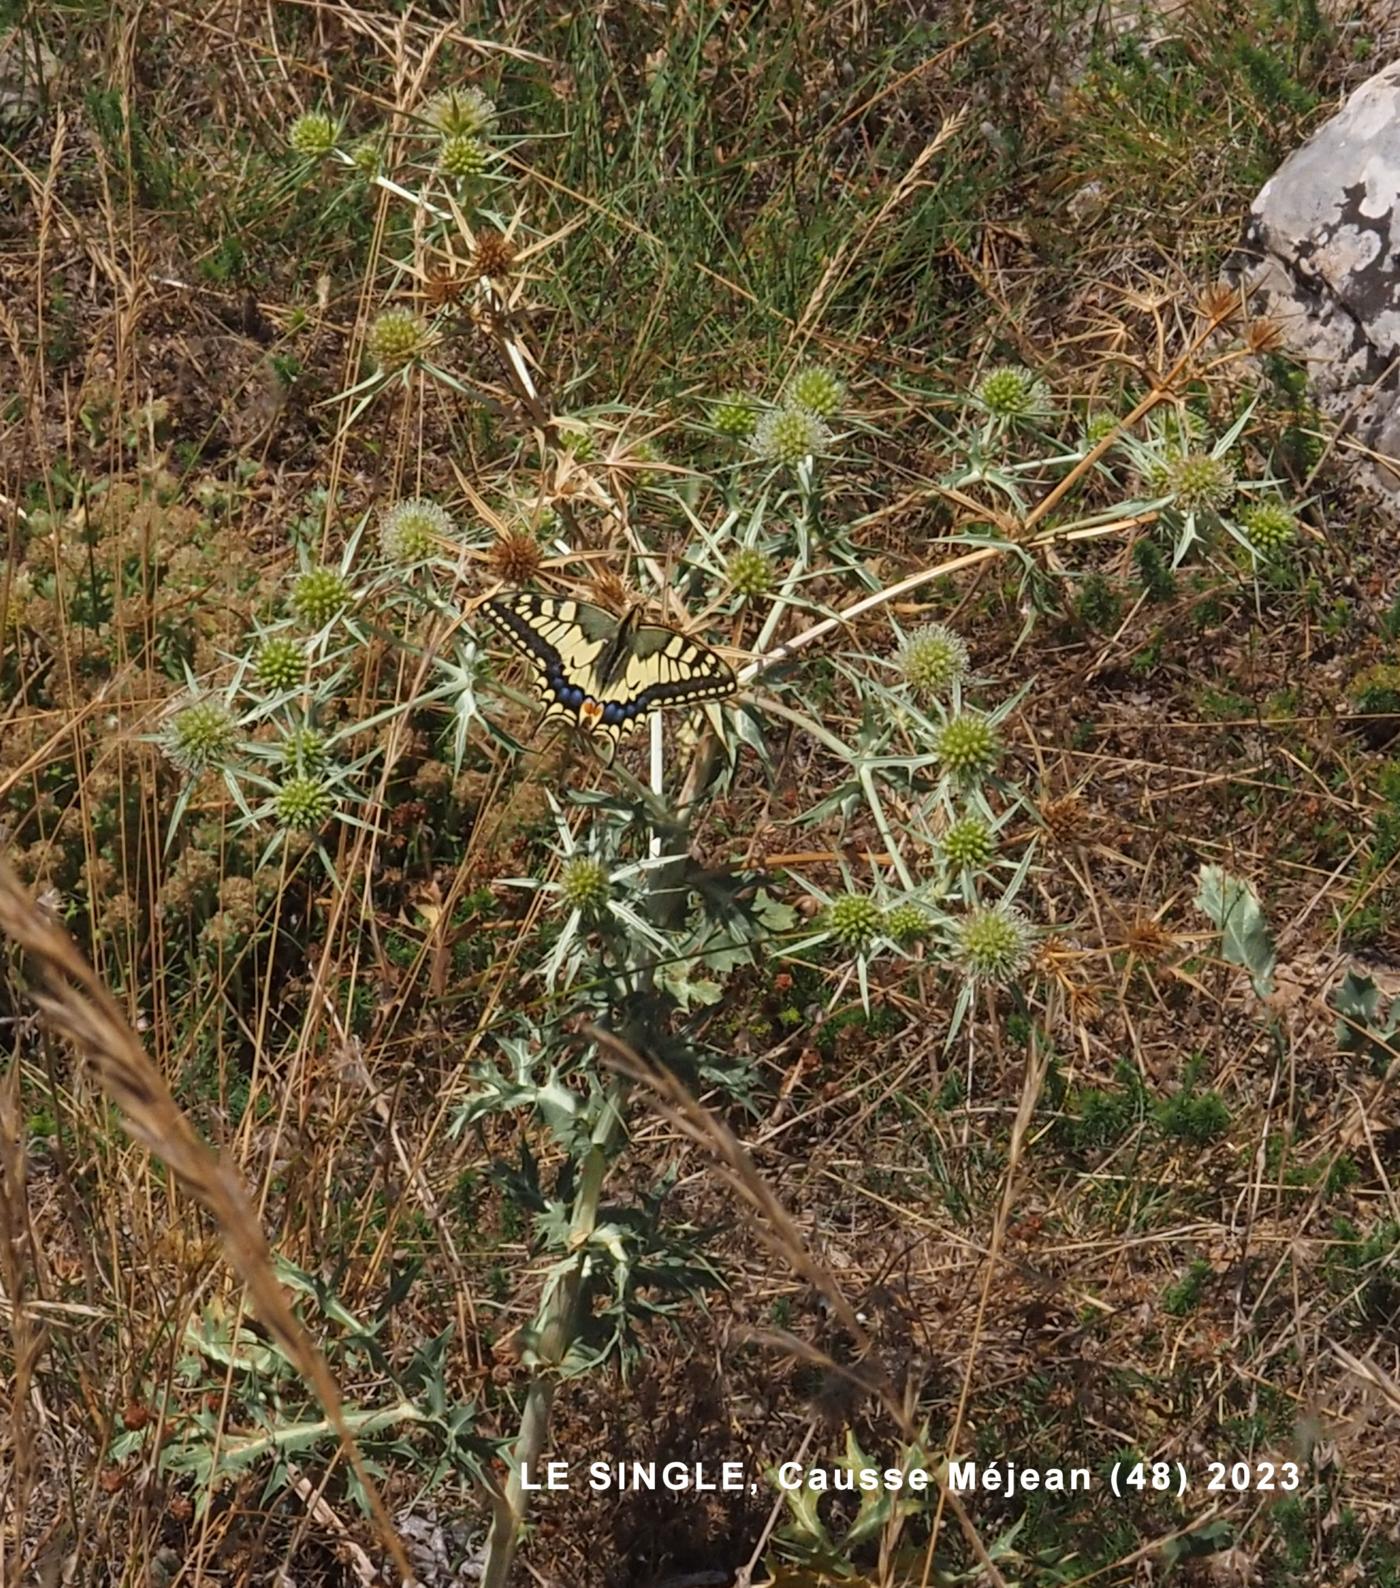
[483,591,737,760]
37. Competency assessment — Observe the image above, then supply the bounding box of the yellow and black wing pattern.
[482,590,737,758]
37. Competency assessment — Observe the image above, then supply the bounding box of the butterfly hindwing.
[482,591,737,759]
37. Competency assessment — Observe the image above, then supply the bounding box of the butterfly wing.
[482,591,737,761]
[587,625,737,758]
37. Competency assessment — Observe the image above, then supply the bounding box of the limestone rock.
[1235,60,1400,503]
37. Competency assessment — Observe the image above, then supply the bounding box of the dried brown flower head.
[490,529,544,585]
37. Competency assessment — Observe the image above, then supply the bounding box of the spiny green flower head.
[1080,411,1120,449]
[628,436,667,486]
[161,696,238,774]
[381,497,454,562]
[282,726,328,774]
[350,134,383,176]
[254,636,306,693]
[560,424,597,462]
[886,902,929,945]
[424,85,496,137]
[1164,450,1236,513]
[1239,501,1296,556]
[712,393,758,438]
[559,856,610,915]
[827,892,884,954]
[976,365,1052,422]
[726,546,774,599]
[933,711,1001,782]
[898,623,969,701]
[289,110,338,159]
[439,133,487,179]
[752,405,831,468]
[942,815,995,869]
[953,903,1034,984]
[274,775,335,833]
[785,364,845,419]
[289,566,351,628]
[367,307,433,374]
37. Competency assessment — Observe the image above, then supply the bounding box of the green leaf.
[1195,864,1275,998]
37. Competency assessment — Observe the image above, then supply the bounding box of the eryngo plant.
[111,68,1320,1585]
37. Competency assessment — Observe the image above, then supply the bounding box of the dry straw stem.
[0,860,418,1587]
[587,1023,1011,1588]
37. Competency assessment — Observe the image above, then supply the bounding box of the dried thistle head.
[1119,913,1176,963]
[423,264,468,310]
[490,529,544,585]
[1038,792,1093,847]
[590,568,630,614]
[1197,281,1240,325]
[1243,316,1285,354]
[471,229,517,281]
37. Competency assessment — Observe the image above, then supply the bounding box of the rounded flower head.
[350,134,383,176]
[366,307,433,374]
[886,902,929,946]
[282,726,328,774]
[976,365,1052,421]
[289,567,351,628]
[752,405,831,468]
[423,85,496,137]
[559,856,609,915]
[1080,411,1120,449]
[381,497,453,563]
[472,229,517,280]
[785,365,845,419]
[933,712,1001,782]
[1239,501,1295,556]
[274,775,335,832]
[942,815,995,870]
[490,528,544,584]
[726,546,774,600]
[439,133,487,179]
[161,697,238,774]
[827,893,884,954]
[1164,451,1236,513]
[560,424,597,462]
[289,111,338,159]
[898,623,969,700]
[953,903,1034,984]
[254,636,306,693]
[712,393,758,438]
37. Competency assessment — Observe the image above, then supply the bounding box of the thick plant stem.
[479,1078,628,1588]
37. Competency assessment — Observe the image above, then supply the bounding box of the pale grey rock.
[1235,60,1400,502]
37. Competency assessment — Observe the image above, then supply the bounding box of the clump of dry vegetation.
[3,3,1400,1586]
